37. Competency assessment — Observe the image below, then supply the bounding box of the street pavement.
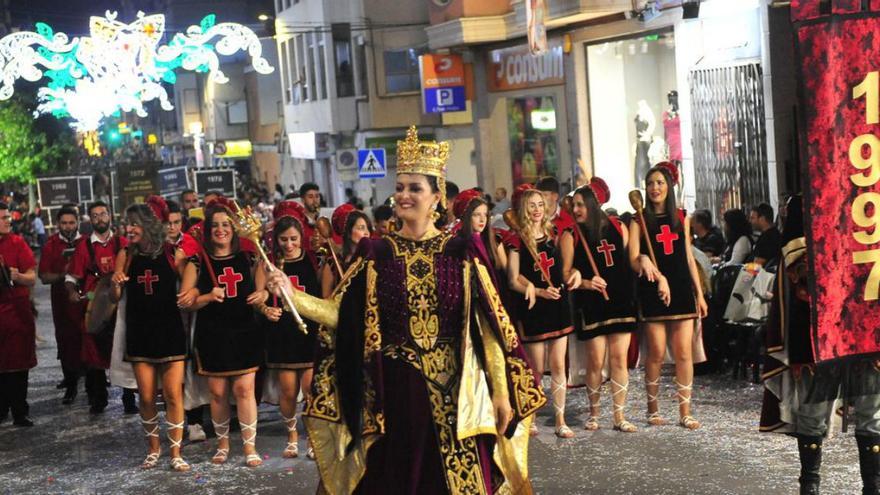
[0,282,863,494]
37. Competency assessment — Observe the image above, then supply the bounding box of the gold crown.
[396,125,449,179]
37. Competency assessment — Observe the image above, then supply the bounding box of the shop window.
[280,39,291,103]
[333,23,354,98]
[585,31,678,210]
[508,96,560,186]
[306,33,317,101]
[316,33,328,100]
[354,36,368,97]
[295,34,308,102]
[384,48,425,94]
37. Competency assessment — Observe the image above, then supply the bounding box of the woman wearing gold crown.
[265,126,545,495]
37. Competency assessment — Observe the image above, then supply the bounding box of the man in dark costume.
[760,195,880,495]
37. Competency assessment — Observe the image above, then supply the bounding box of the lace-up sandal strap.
[610,378,629,414]
[142,452,160,469]
[645,377,661,404]
[551,379,567,416]
[165,419,185,450]
[674,380,693,406]
[212,418,231,441]
[281,413,298,433]
[141,413,161,438]
[170,456,190,472]
[239,419,258,447]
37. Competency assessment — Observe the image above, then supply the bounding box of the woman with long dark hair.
[320,204,372,297]
[560,179,638,433]
[508,186,580,438]
[110,197,189,470]
[717,208,752,265]
[178,199,265,467]
[452,188,507,272]
[254,201,321,459]
[628,162,708,430]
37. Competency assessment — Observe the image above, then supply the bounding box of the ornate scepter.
[628,190,661,277]
[231,201,308,334]
[561,196,609,301]
[316,217,344,278]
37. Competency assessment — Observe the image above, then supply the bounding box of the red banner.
[793,2,880,362]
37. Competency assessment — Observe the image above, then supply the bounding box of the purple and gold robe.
[295,230,545,495]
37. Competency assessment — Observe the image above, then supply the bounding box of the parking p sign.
[420,54,466,114]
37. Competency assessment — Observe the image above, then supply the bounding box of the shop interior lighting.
[0,11,274,131]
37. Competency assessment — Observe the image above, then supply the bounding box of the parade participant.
[319,204,371,298]
[178,200,265,467]
[299,183,322,249]
[0,202,37,427]
[38,206,84,405]
[507,186,579,438]
[254,201,320,459]
[452,188,507,273]
[371,205,393,238]
[65,201,128,414]
[536,176,575,240]
[760,195,880,495]
[165,200,199,271]
[560,179,638,432]
[179,190,199,231]
[109,198,190,471]
[265,126,545,494]
[628,162,707,430]
[165,199,207,442]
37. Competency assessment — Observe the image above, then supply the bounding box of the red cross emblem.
[597,239,616,267]
[289,275,305,292]
[656,225,679,256]
[217,267,244,298]
[137,269,159,295]
[534,251,556,276]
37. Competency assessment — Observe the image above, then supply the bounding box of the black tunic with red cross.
[571,218,637,340]
[263,252,320,369]
[512,235,573,343]
[124,249,187,363]
[194,251,262,376]
[637,210,698,321]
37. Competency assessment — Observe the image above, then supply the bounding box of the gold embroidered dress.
[291,127,545,495]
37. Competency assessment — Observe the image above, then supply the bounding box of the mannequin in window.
[634,100,655,186]
[663,90,683,203]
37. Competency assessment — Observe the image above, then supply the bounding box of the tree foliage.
[0,98,74,184]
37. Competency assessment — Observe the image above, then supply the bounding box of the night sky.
[9,0,274,35]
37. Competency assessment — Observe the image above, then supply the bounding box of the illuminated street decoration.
[0,11,273,131]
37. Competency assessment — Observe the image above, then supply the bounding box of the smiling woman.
[267,126,546,495]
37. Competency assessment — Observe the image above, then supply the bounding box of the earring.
[431,211,441,222]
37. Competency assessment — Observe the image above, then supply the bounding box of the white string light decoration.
[0,11,274,131]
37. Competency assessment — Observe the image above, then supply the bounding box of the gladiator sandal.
[551,379,574,439]
[674,380,701,430]
[610,378,637,433]
[797,435,822,495]
[645,377,667,426]
[164,419,190,472]
[140,413,161,469]
[583,383,601,431]
[211,418,230,465]
[857,434,880,495]
[282,414,299,458]
[240,419,262,467]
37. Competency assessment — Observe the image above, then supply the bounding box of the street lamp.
[257,13,270,21]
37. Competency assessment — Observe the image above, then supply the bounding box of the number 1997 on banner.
[851,71,880,300]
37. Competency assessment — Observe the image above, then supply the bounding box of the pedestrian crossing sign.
[358,148,387,179]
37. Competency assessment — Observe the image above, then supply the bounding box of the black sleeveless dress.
[571,220,637,340]
[194,251,262,376]
[512,235,573,342]
[263,252,321,369]
[637,211,698,321]
[124,250,187,363]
